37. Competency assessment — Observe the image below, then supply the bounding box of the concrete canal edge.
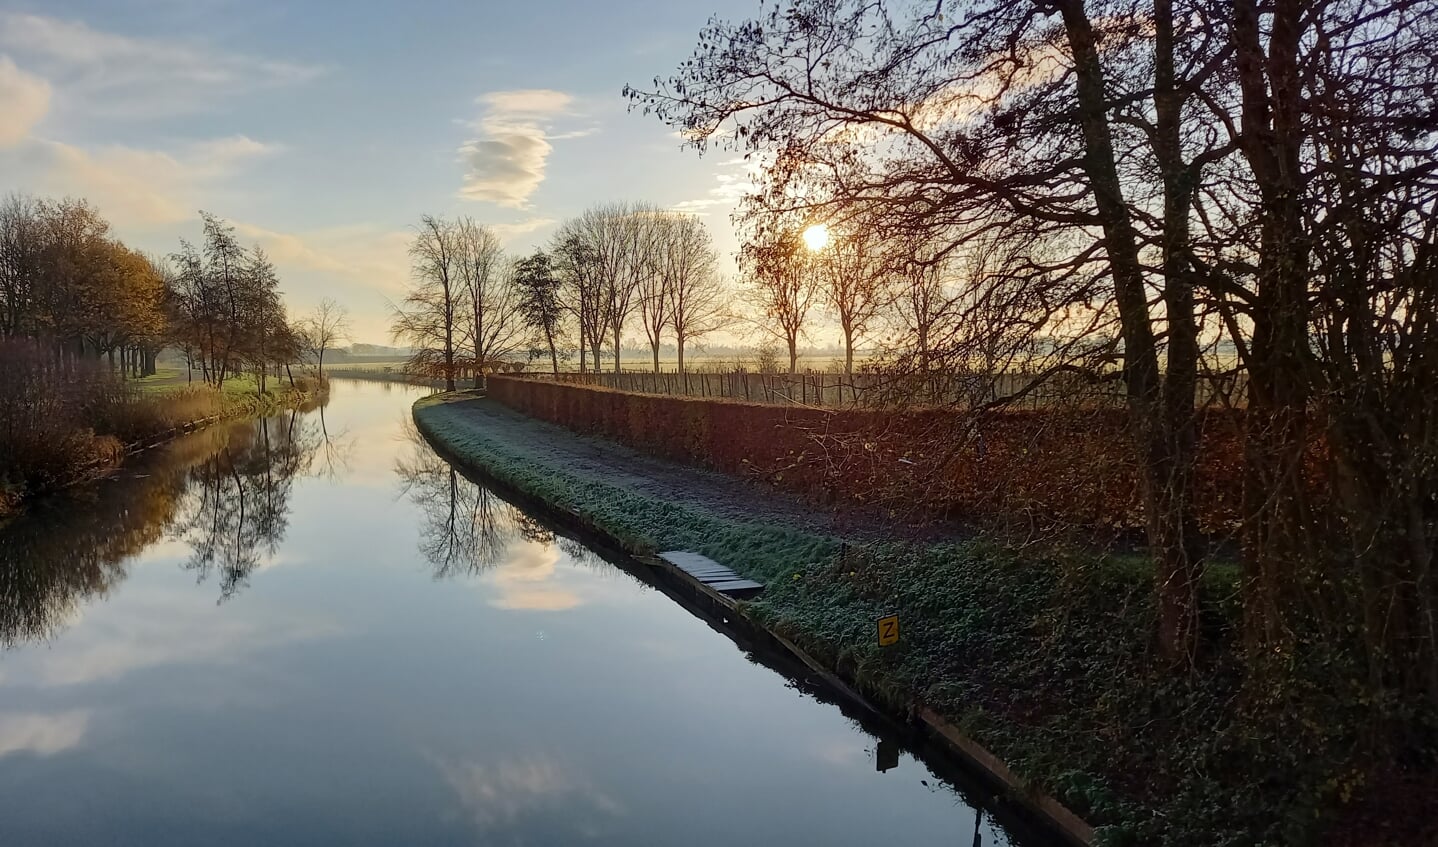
[413,393,1096,847]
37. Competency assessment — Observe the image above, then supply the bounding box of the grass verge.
[414,392,1423,847]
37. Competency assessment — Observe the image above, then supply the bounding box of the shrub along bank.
[413,392,1418,847]
[0,351,323,518]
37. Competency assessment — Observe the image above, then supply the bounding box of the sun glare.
[802,224,830,251]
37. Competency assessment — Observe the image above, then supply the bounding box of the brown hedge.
[485,375,1248,533]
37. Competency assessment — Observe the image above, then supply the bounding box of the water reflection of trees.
[0,425,237,646]
[396,422,616,580]
[396,422,567,578]
[172,410,320,600]
[313,402,356,480]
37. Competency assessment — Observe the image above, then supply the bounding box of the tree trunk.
[842,323,856,404]
[613,322,622,373]
[1150,0,1206,662]
[1059,0,1201,661]
[1233,0,1313,654]
[787,335,798,374]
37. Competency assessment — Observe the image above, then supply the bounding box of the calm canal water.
[0,379,1028,846]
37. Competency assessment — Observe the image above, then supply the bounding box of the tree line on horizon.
[389,202,733,389]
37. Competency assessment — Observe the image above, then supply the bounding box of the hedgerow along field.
[483,374,1261,537]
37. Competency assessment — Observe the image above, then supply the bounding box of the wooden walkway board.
[658,551,765,598]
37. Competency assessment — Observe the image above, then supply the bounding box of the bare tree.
[552,227,607,372]
[635,210,671,373]
[662,216,727,373]
[816,220,885,385]
[592,202,651,373]
[393,215,464,391]
[299,297,350,381]
[0,194,42,339]
[739,219,818,374]
[632,0,1211,659]
[455,218,525,387]
[884,251,953,390]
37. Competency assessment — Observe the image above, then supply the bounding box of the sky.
[0,0,762,342]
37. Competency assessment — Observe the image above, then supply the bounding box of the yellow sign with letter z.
[877,614,899,647]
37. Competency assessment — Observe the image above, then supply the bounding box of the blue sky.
[0,0,758,341]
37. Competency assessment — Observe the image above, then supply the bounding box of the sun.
[801,224,830,252]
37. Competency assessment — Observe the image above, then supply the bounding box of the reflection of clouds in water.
[487,540,582,612]
[0,589,340,688]
[0,710,88,757]
[434,753,625,839]
[810,737,868,768]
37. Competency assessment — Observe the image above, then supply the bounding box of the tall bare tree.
[0,194,42,340]
[635,210,671,373]
[633,0,1438,681]
[393,215,464,391]
[456,219,526,385]
[552,228,607,372]
[739,221,818,374]
[815,220,885,384]
[663,216,727,374]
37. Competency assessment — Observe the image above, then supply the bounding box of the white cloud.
[490,217,557,242]
[0,57,50,147]
[485,539,582,611]
[0,12,323,117]
[458,89,580,208]
[673,156,763,215]
[233,221,351,274]
[0,711,89,758]
[433,754,625,835]
[479,89,572,115]
[228,222,415,340]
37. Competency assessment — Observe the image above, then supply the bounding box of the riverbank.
[413,391,1430,847]
[0,377,324,521]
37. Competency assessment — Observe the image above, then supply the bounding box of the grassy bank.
[0,372,323,519]
[414,391,1426,847]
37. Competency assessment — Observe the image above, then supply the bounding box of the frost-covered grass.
[414,393,1375,847]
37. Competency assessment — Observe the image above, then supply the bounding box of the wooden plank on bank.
[658,551,765,599]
